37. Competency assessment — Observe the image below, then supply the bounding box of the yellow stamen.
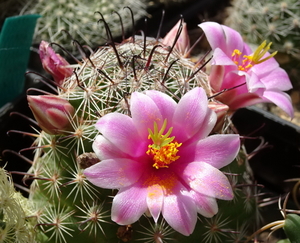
[231,41,277,72]
[147,119,182,169]
[249,40,277,64]
[231,49,242,65]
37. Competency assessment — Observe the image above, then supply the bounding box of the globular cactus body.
[21,0,147,49]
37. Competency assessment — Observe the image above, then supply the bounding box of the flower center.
[146,119,182,169]
[231,40,277,72]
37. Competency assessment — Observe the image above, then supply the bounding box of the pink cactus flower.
[84,88,240,235]
[199,22,294,118]
[27,95,74,135]
[39,40,73,85]
[162,20,190,56]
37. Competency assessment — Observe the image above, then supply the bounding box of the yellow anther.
[150,142,182,169]
[231,41,277,72]
[232,49,242,57]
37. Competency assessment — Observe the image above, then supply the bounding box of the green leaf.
[283,214,300,243]
[277,239,291,243]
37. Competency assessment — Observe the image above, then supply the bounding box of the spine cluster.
[21,0,147,49]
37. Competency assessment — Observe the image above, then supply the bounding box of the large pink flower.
[199,22,294,118]
[84,88,240,236]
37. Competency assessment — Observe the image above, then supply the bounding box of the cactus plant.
[5,12,294,243]
[0,167,36,243]
[20,0,147,49]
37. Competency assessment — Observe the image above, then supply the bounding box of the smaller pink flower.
[162,20,190,56]
[199,22,294,118]
[27,95,74,135]
[84,87,240,236]
[39,41,73,85]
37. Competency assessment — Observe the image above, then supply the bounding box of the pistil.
[147,119,182,169]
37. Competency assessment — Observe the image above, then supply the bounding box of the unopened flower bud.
[39,40,73,85]
[27,95,75,135]
[162,20,190,56]
[208,101,229,132]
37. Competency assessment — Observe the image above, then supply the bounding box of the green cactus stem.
[21,0,147,49]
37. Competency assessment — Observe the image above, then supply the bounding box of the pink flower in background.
[162,20,190,56]
[39,41,73,85]
[27,95,74,135]
[84,88,240,235]
[199,22,294,118]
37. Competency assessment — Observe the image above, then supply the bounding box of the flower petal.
[112,185,148,225]
[251,53,279,76]
[199,22,244,56]
[219,71,247,96]
[162,183,197,236]
[84,158,143,189]
[211,48,236,66]
[92,135,128,160]
[263,90,294,118]
[172,87,210,142]
[146,184,164,222]
[183,108,217,146]
[222,25,246,55]
[190,190,218,217]
[95,113,147,157]
[209,65,225,92]
[199,22,227,53]
[178,162,234,200]
[130,92,163,138]
[258,66,293,91]
[180,134,240,168]
[145,90,177,122]
[219,90,262,110]
[245,72,265,95]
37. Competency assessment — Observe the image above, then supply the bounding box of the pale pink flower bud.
[162,20,190,56]
[208,101,229,132]
[39,40,73,85]
[27,95,75,135]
